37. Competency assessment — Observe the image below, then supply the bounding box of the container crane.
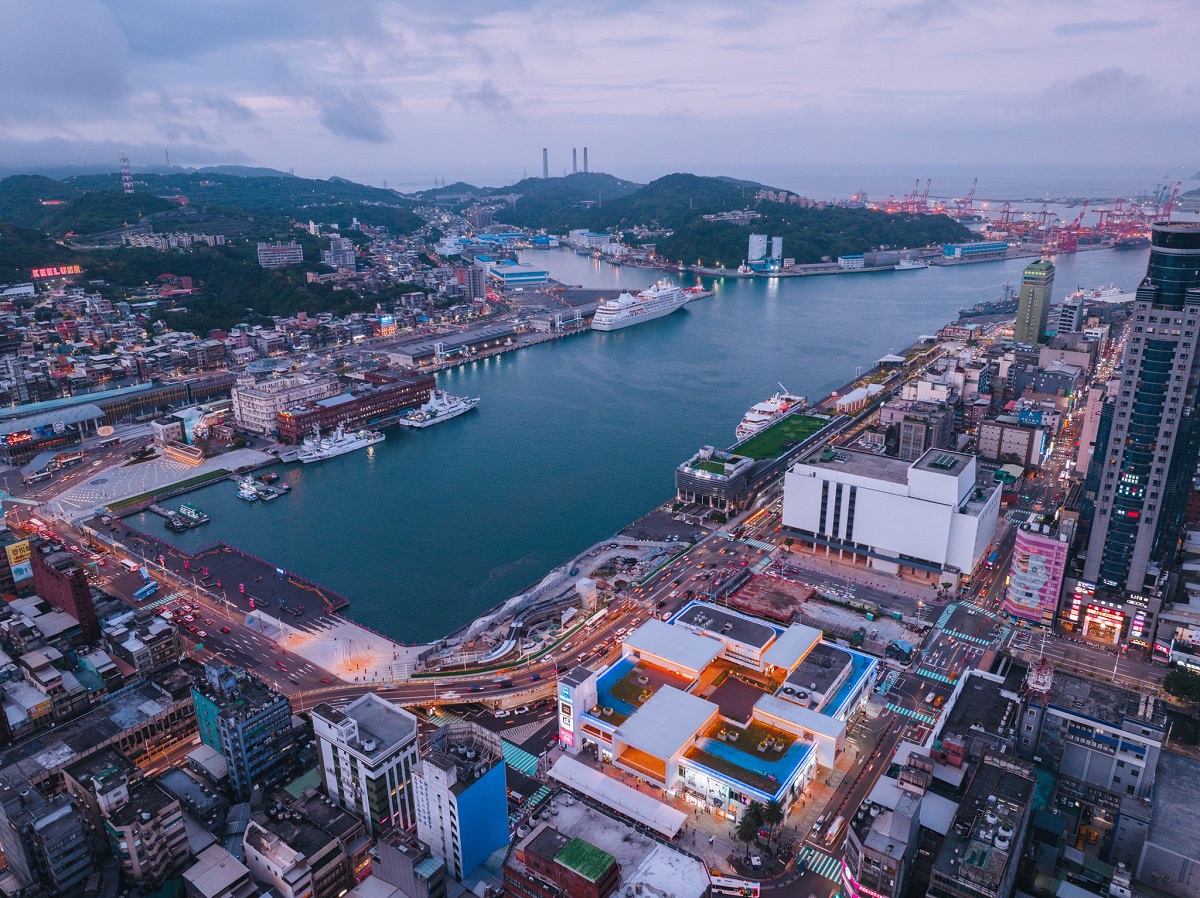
[953,178,978,219]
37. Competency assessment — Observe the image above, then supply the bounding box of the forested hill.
[0,171,422,237]
[655,205,972,267]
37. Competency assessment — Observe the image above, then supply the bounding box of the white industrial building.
[312,694,420,836]
[782,447,1000,586]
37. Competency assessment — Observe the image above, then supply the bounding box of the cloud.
[317,92,392,143]
[197,93,258,123]
[0,1,130,122]
[451,80,515,116]
[1042,66,1151,112]
[1053,18,1156,37]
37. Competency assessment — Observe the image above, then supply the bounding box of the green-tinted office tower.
[1014,260,1055,345]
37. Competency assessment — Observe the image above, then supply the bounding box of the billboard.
[748,234,768,262]
[30,265,82,279]
[5,540,32,583]
[1004,528,1068,625]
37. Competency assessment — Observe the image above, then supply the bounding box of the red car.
[221,626,231,634]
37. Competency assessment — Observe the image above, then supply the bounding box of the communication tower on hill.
[120,152,134,194]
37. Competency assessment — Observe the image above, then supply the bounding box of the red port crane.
[953,178,978,219]
[1158,181,1181,222]
[1045,201,1088,254]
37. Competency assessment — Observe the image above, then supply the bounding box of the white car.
[494,709,511,719]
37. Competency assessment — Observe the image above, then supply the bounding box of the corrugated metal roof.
[0,403,103,435]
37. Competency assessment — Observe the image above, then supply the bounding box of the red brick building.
[276,372,435,443]
[31,545,98,641]
[504,825,618,898]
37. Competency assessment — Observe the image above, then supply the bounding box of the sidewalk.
[781,547,940,603]
[249,612,430,683]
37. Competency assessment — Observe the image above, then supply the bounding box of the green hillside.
[0,224,78,282]
[0,171,424,237]
[487,172,643,230]
[655,205,970,267]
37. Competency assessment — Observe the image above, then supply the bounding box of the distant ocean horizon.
[377,161,1197,205]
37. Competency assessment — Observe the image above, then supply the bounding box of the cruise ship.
[735,386,806,441]
[1065,285,1130,303]
[591,280,690,331]
[396,391,480,429]
[297,423,385,464]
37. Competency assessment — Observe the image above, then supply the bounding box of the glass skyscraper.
[1080,223,1200,645]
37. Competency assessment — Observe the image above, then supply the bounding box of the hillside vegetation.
[656,205,971,266]
[0,171,423,237]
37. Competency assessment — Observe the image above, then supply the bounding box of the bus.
[22,471,52,485]
[710,876,760,897]
[133,582,160,601]
[120,559,140,573]
[55,452,84,468]
[98,436,121,448]
[985,550,1000,568]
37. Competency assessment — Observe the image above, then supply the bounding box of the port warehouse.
[383,324,520,367]
[0,374,236,465]
[675,413,843,514]
[275,371,435,443]
[941,241,1009,259]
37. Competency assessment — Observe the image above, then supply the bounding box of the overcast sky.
[1,0,1196,192]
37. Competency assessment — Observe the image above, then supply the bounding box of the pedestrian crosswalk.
[917,668,955,684]
[875,671,900,694]
[797,846,842,882]
[143,591,185,611]
[943,629,994,646]
[886,703,938,725]
[739,538,776,553]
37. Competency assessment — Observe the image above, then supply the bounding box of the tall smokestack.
[583,147,588,173]
[572,148,577,174]
[542,148,548,179]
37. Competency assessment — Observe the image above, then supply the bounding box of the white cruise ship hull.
[298,433,385,463]
[396,396,480,429]
[592,297,688,331]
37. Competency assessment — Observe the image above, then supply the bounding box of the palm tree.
[762,799,784,850]
[736,802,766,860]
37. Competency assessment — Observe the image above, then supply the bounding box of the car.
[183,614,194,622]
[494,709,510,719]
[97,559,106,566]
[530,673,541,681]
[221,626,231,633]
[187,625,197,632]
[515,705,531,715]
[204,619,214,625]
[276,661,287,670]
[197,630,206,638]
[499,678,514,688]
[469,685,483,692]
[320,677,331,683]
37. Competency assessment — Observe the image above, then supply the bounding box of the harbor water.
[150,247,1150,643]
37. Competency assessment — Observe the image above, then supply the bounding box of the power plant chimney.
[542,148,548,179]
[572,148,577,174]
[583,147,589,173]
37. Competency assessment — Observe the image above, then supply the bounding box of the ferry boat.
[735,386,806,441]
[396,391,480,429]
[894,258,929,270]
[235,478,260,501]
[297,423,385,464]
[178,503,209,524]
[591,280,690,331]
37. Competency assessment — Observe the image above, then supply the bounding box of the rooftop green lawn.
[736,414,832,460]
[555,838,615,883]
[691,459,729,475]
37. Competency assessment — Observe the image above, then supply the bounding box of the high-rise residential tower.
[1079,223,1200,645]
[1013,259,1055,345]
